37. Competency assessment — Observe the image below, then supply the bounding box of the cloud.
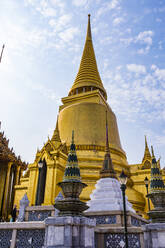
[26,81,61,104]
[49,14,72,30]
[151,64,165,81]
[72,0,88,7]
[120,30,154,54]
[97,0,120,17]
[136,30,153,46]
[120,37,133,46]
[59,27,79,42]
[127,64,146,74]
[51,0,66,9]
[154,68,165,81]
[25,0,66,16]
[102,64,165,125]
[36,5,57,17]
[113,17,124,25]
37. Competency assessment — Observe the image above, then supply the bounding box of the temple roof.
[63,131,81,182]
[69,15,107,99]
[149,146,165,192]
[0,123,27,168]
[100,112,117,179]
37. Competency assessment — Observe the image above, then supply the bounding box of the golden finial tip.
[151,145,155,157]
[72,130,74,144]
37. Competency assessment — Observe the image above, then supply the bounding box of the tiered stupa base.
[148,191,165,223]
[86,178,135,212]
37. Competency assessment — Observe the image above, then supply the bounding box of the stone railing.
[0,210,150,248]
[95,226,144,248]
[85,210,149,227]
[25,205,55,221]
[85,210,149,248]
[0,221,45,248]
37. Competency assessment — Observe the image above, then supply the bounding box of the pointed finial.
[86,14,92,41]
[145,135,148,148]
[142,135,151,165]
[151,146,155,158]
[105,111,110,153]
[0,44,5,63]
[72,130,74,144]
[51,115,61,143]
[100,110,117,179]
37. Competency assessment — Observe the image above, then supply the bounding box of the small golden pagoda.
[0,123,27,220]
[13,15,165,218]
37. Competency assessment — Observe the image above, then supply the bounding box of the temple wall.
[14,178,29,208]
[130,166,154,217]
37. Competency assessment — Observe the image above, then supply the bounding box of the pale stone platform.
[142,223,165,248]
[44,216,96,248]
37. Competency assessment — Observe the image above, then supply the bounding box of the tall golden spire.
[69,14,107,99]
[142,135,151,163]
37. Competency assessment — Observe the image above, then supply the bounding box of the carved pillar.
[43,161,55,205]
[27,164,38,206]
[0,164,7,218]
[51,154,66,204]
[3,162,13,219]
[35,159,47,205]
[15,166,21,185]
[53,163,65,199]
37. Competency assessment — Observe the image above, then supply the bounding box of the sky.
[0,0,165,167]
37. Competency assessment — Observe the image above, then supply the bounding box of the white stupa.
[86,113,135,213]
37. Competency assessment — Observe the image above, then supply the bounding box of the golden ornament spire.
[51,116,61,143]
[100,111,117,179]
[142,135,151,163]
[87,14,92,41]
[69,14,107,99]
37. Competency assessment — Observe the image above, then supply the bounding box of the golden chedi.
[58,14,144,210]
[14,15,165,218]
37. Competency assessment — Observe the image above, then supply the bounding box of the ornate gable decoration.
[0,123,27,169]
